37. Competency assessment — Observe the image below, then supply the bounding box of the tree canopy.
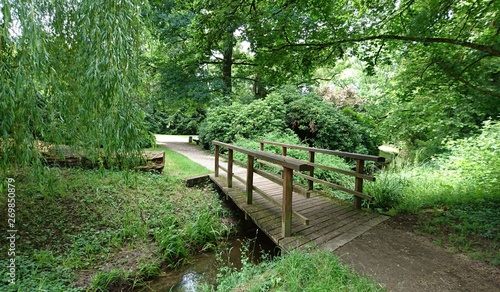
[150,0,499,97]
[148,0,499,154]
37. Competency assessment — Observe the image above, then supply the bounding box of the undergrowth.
[364,120,500,265]
[202,247,384,292]
[0,167,233,291]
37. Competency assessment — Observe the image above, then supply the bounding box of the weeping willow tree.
[0,0,150,170]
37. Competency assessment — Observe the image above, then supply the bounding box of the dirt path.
[335,220,499,291]
[157,136,500,292]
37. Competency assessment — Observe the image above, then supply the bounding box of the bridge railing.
[259,140,385,209]
[213,140,312,237]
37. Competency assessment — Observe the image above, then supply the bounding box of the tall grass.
[203,248,384,292]
[0,165,233,290]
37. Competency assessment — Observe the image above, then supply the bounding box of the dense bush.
[199,86,379,155]
[198,93,286,149]
[286,94,379,154]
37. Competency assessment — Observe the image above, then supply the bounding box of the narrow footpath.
[157,135,500,292]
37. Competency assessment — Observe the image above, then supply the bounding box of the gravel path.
[156,135,500,292]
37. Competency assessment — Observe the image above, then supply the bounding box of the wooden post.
[308,151,315,193]
[281,146,287,179]
[354,159,365,209]
[259,142,264,169]
[214,145,220,177]
[282,167,293,237]
[227,149,233,187]
[247,155,254,204]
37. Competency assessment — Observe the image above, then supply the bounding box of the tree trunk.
[222,44,233,95]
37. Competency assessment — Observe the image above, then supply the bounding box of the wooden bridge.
[209,140,389,252]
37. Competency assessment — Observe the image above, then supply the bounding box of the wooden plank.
[254,168,311,198]
[268,205,359,238]
[218,164,228,174]
[252,185,309,225]
[319,215,389,251]
[309,212,379,245]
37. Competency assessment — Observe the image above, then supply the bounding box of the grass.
[202,248,384,292]
[149,146,211,178]
[0,158,231,291]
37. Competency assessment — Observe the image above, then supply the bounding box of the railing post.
[354,159,365,209]
[214,145,219,177]
[282,167,293,237]
[259,141,264,169]
[227,149,233,187]
[246,155,254,204]
[308,151,315,194]
[281,146,287,179]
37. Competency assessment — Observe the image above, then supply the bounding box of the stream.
[140,226,279,291]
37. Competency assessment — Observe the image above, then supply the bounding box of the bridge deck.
[210,164,388,252]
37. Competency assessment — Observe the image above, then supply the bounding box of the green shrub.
[364,172,406,210]
[443,119,500,193]
[286,94,377,154]
[200,86,379,156]
[198,93,286,149]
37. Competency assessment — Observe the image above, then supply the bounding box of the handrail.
[259,140,385,162]
[214,141,312,171]
[259,140,386,209]
[213,140,312,238]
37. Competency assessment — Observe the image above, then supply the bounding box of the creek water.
[139,226,279,291]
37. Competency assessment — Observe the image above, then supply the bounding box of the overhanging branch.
[265,35,500,57]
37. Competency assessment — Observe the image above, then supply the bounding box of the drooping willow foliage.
[0,0,149,170]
